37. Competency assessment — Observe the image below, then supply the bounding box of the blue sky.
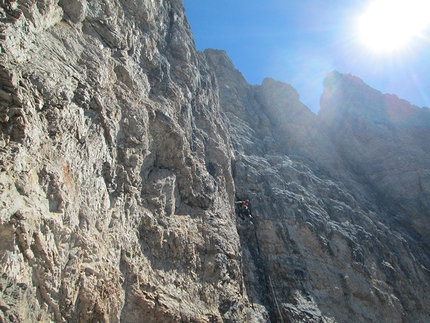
[182,0,430,113]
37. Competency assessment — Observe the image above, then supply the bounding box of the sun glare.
[358,0,430,52]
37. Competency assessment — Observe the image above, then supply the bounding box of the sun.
[358,0,430,52]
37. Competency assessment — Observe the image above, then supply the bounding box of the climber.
[235,199,252,219]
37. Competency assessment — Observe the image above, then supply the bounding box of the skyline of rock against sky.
[183,0,430,113]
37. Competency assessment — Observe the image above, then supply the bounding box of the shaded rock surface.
[204,50,430,323]
[0,1,429,323]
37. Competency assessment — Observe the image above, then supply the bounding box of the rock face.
[0,1,429,323]
[206,49,430,322]
[1,1,241,322]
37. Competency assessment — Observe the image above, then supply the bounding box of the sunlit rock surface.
[1,1,429,322]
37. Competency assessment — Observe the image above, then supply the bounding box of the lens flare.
[358,0,430,52]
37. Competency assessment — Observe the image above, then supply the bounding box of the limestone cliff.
[1,1,429,323]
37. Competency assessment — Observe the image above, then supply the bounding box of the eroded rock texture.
[0,1,429,323]
[205,49,430,323]
[1,1,241,322]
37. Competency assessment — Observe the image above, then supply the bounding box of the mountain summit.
[1,1,429,322]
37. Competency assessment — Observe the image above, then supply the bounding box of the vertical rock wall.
[0,1,250,322]
[205,49,430,323]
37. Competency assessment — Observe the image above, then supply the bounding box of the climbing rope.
[268,276,285,323]
[251,217,285,323]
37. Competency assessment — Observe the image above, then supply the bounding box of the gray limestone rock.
[1,1,240,322]
[206,51,430,322]
[0,1,429,323]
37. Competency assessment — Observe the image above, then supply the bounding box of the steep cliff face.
[1,1,429,323]
[0,1,245,322]
[320,71,430,247]
[205,49,430,323]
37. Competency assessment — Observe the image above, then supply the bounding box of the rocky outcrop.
[319,71,430,247]
[0,1,245,322]
[1,1,429,323]
[205,49,430,322]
